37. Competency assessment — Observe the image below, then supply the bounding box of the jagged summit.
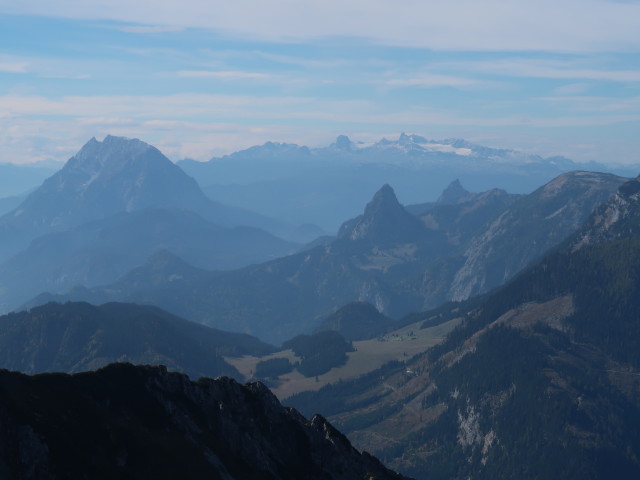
[64,135,157,176]
[398,132,428,145]
[332,134,353,151]
[337,184,425,244]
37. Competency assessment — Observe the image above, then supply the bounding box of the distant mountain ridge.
[0,207,297,312]
[0,161,59,198]
[28,172,626,344]
[448,170,626,300]
[0,136,302,312]
[0,301,275,379]
[180,133,638,231]
[0,135,294,262]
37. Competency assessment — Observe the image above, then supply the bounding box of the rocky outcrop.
[448,171,627,301]
[570,176,640,251]
[337,184,427,246]
[0,363,410,480]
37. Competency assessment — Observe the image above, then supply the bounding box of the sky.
[1,0,640,165]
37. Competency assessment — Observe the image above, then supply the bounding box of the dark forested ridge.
[0,363,410,480]
[0,301,275,379]
[287,176,640,479]
[282,330,355,377]
[314,301,394,341]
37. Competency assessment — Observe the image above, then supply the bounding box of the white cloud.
[4,0,640,52]
[2,90,639,164]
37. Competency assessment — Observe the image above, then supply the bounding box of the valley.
[227,315,463,399]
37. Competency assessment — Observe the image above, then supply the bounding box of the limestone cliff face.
[448,171,627,301]
[0,363,409,480]
[570,176,640,251]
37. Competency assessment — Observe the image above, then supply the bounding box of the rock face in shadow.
[0,363,409,480]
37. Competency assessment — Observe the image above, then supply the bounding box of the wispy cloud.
[2,91,638,160]
[553,83,593,95]
[384,73,494,89]
[5,0,640,52]
[445,58,640,82]
[176,70,273,80]
[538,95,640,113]
[1,2,639,167]
[118,25,184,34]
[0,62,29,73]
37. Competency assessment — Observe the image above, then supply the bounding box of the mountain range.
[0,161,59,198]
[30,171,626,344]
[3,133,640,478]
[0,136,303,312]
[286,174,640,479]
[180,133,638,231]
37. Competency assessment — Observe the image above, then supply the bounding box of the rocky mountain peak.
[65,135,156,175]
[3,135,210,232]
[333,135,353,151]
[398,133,428,146]
[365,183,403,215]
[570,176,640,251]
[437,179,472,204]
[337,184,425,244]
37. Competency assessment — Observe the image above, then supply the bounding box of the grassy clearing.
[226,316,461,400]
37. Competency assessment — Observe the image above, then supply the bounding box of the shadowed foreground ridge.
[0,363,409,480]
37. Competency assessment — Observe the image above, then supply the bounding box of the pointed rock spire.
[337,184,425,244]
[437,179,472,204]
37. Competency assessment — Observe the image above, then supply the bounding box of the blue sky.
[1,0,640,165]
